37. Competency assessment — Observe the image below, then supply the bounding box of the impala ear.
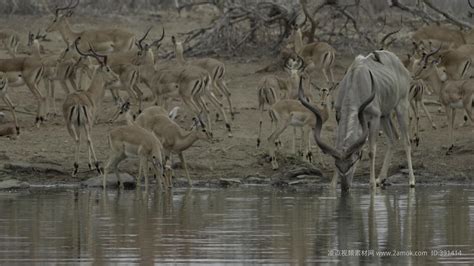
[168,106,179,120]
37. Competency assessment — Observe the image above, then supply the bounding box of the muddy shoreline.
[1,158,472,191]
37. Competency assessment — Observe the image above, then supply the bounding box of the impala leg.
[124,84,138,108]
[460,110,471,127]
[24,75,45,126]
[216,79,234,120]
[67,75,77,92]
[257,105,264,148]
[446,107,455,154]
[408,100,415,140]
[420,99,436,129]
[132,85,143,114]
[463,94,474,123]
[195,96,212,134]
[103,152,126,189]
[77,68,85,91]
[143,159,149,190]
[206,91,232,137]
[87,144,93,170]
[179,152,192,186]
[268,115,291,170]
[303,126,312,163]
[44,79,52,117]
[378,117,396,184]
[165,156,173,189]
[396,103,415,187]
[162,152,172,189]
[67,124,81,177]
[60,79,71,95]
[413,101,420,147]
[110,87,123,106]
[84,124,101,175]
[137,155,148,188]
[50,80,58,116]
[292,127,297,155]
[3,95,19,134]
[137,155,143,186]
[329,66,335,86]
[322,68,330,84]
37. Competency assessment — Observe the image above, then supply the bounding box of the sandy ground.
[0,13,473,187]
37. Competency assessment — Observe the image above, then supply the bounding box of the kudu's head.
[46,0,79,33]
[298,70,375,191]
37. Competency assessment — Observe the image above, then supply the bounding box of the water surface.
[0,186,473,264]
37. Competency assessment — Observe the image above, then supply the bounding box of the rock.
[0,179,29,190]
[219,178,242,187]
[172,177,192,187]
[271,179,289,187]
[3,161,67,176]
[296,174,322,180]
[284,167,323,179]
[82,173,136,188]
[245,176,270,184]
[288,179,312,186]
[387,173,406,183]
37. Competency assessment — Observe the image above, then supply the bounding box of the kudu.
[299,50,415,191]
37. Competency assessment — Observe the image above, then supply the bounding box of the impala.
[411,24,474,50]
[413,49,474,154]
[62,41,119,176]
[0,51,45,126]
[46,0,137,53]
[103,123,169,189]
[172,36,234,119]
[288,15,337,86]
[268,77,331,170]
[0,72,19,135]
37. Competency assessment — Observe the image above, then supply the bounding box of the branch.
[389,0,438,24]
[333,5,375,46]
[422,0,472,29]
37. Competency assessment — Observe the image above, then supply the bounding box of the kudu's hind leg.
[377,117,396,185]
[368,116,381,190]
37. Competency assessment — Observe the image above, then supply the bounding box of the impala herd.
[0,0,473,192]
